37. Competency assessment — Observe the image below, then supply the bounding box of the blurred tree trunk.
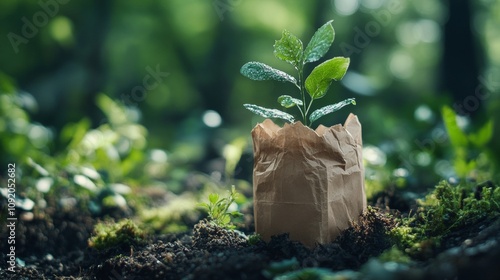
[198,22,232,119]
[23,1,111,129]
[440,0,481,117]
[81,0,111,125]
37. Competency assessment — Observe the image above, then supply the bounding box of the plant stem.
[305,99,314,121]
[296,105,304,120]
[298,64,307,126]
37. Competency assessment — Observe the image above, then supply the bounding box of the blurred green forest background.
[1,0,500,200]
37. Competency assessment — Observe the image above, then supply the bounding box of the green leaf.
[274,30,303,67]
[198,202,209,210]
[453,154,476,178]
[468,119,493,147]
[303,20,335,63]
[442,106,468,148]
[213,210,224,220]
[244,104,295,123]
[220,215,231,225]
[208,193,219,204]
[278,95,303,108]
[241,62,297,84]
[230,185,237,196]
[305,57,350,99]
[309,98,356,123]
[229,211,243,218]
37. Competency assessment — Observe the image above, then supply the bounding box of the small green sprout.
[198,186,243,230]
[241,20,355,127]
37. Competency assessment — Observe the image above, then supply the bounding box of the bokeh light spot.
[202,110,222,128]
[49,16,74,46]
[389,51,414,79]
[414,105,434,122]
[363,145,387,166]
[334,0,359,16]
[150,149,168,163]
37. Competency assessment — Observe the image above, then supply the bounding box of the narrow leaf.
[442,106,468,147]
[309,98,356,123]
[230,185,237,196]
[454,154,476,178]
[468,119,493,147]
[241,62,297,84]
[244,104,295,123]
[305,57,350,99]
[303,20,335,63]
[274,30,303,67]
[278,95,303,108]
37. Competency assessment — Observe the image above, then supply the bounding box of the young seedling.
[198,186,243,230]
[241,20,355,127]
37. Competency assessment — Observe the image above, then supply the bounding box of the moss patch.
[88,219,146,251]
[391,180,500,258]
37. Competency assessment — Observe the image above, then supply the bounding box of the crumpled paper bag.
[251,113,367,248]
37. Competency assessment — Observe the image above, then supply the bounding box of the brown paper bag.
[251,113,367,248]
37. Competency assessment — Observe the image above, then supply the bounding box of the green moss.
[139,194,199,234]
[247,233,262,246]
[419,181,499,235]
[390,180,500,257]
[88,219,146,251]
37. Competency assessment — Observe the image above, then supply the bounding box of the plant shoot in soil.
[241,20,355,127]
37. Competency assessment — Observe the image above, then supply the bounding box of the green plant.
[241,20,355,127]
[198,186,243,229]
[442,105,494,180]
[1,79,149,213]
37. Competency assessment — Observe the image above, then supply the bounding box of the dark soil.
[1,191,500,280]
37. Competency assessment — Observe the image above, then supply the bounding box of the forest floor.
[1,189,500,280]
